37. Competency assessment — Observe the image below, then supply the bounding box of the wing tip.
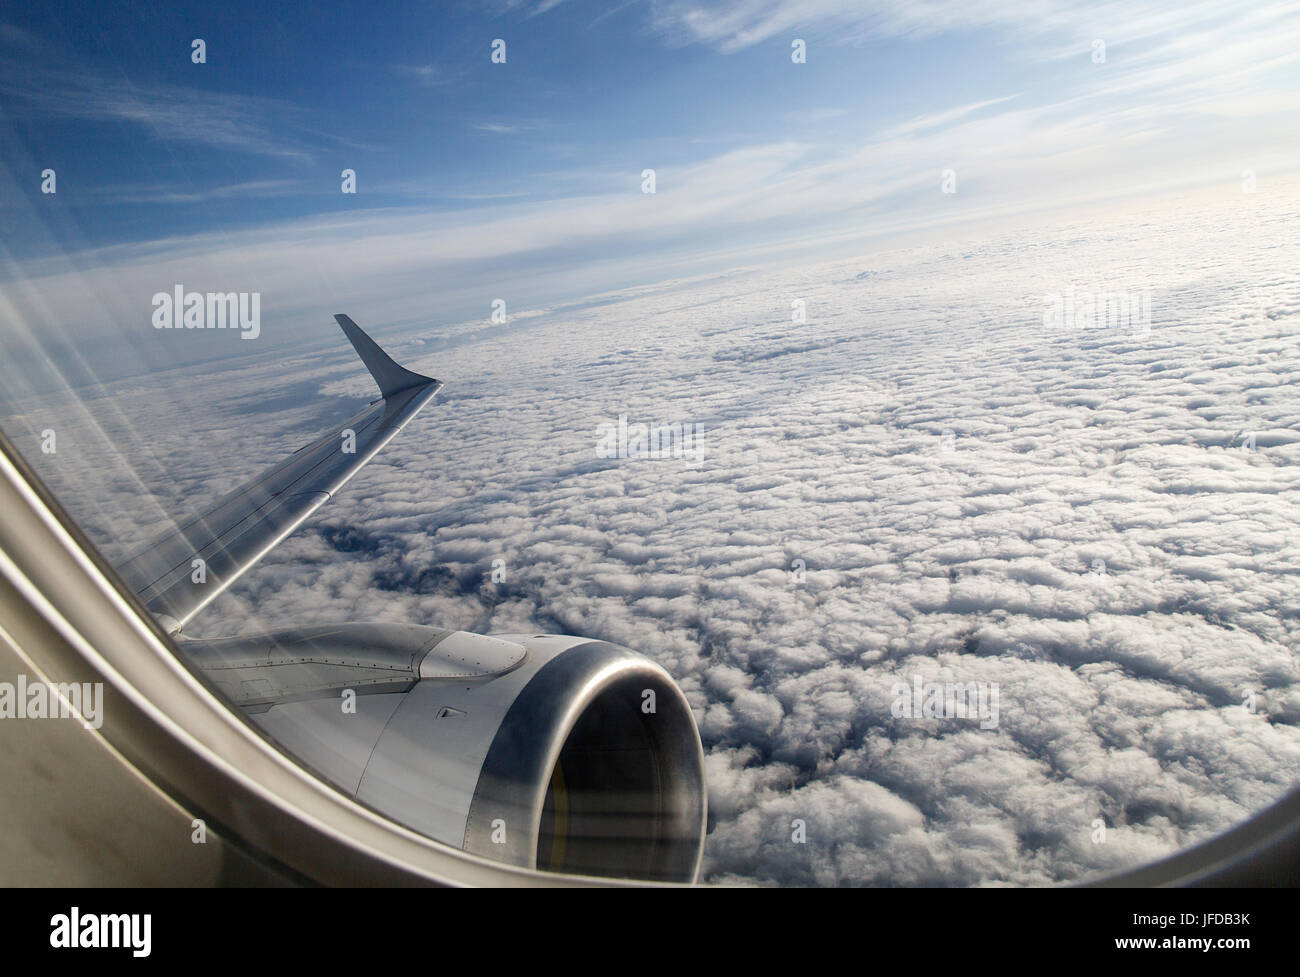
[334,313,438,397]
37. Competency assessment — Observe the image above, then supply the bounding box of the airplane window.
[1,4,1298,888]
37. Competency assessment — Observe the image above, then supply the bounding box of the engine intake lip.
[462,640,706,883]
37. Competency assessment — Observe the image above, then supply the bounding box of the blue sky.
[0,1,1034,246]
[1,1,1298,358]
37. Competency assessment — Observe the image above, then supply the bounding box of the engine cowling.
[182,625,706,883]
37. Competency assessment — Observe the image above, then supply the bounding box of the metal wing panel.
[178,622,451,711]
[176,624,526,712]
[116,374,441,629]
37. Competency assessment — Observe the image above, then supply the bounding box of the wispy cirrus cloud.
[0,46,313,161]
[92,179,305,205]
[646,0,1259,53]
[473,122,534,134]
[394,63,456,88]
[878,95,1021,140]
[644,0,1300,137]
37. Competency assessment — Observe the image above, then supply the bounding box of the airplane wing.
[116,315,441,632]
[30,312,709,882]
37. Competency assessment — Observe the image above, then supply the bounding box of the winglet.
[335,314,437,398]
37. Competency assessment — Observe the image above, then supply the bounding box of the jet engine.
[182,625,706,883]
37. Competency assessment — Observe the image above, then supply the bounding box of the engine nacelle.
[182,625,706,883]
